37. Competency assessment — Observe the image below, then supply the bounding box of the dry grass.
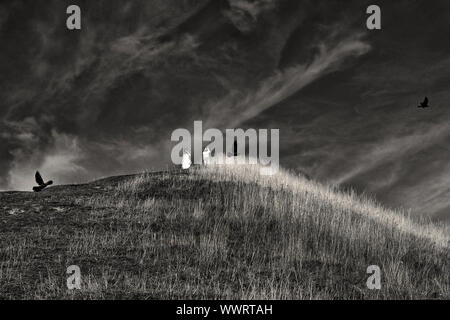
[0,164,449,299]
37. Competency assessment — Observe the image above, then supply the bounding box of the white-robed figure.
[182,149,192,170]
[203,147,211,165]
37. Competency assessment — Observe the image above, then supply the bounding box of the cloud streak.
[333,122,450,185]
[204,34,370,129]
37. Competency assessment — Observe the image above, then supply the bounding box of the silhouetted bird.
[418,97,431,108]
[33,171,53,192]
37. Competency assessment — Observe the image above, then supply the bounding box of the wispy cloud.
[204,34,370,129]
[333,122,450,186]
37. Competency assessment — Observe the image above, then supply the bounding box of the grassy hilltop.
[0,164,449,299]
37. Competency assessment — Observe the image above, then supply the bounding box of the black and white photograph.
[0,0,449,305]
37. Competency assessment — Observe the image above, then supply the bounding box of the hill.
[0,165,449,299]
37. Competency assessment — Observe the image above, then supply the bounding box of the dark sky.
[1,0,449,221]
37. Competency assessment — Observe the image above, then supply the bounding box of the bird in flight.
[417,97,431,108]
[33,171,53,192]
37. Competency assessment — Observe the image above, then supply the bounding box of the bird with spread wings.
[417,97,431,108]
[33,171,53,192]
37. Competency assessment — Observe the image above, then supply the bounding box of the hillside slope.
[0,165,449,299]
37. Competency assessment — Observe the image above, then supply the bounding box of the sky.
[0,0,449,221]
